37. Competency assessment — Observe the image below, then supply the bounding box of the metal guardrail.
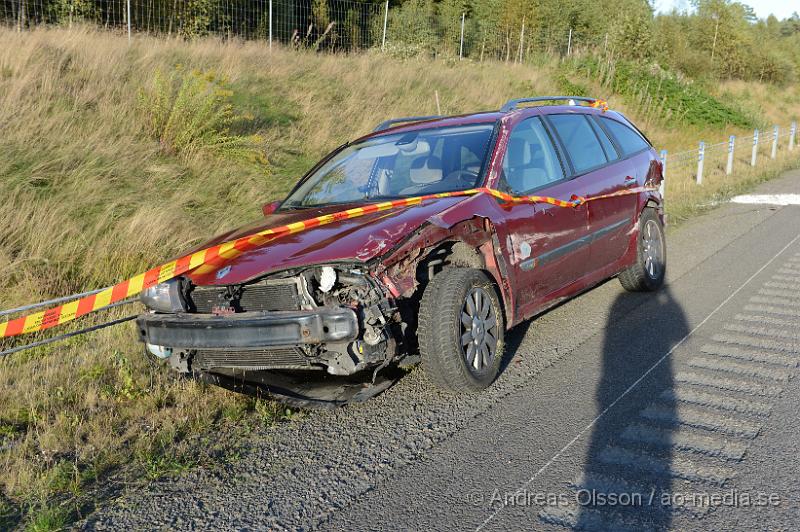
[659,122,798,197]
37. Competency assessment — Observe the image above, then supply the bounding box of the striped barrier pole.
[0,186,658,340]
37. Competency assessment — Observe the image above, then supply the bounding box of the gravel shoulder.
[82,168,800,531]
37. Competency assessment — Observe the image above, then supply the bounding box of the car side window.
[547,114,608,174]
[501,117,564,193]
[589,116,619,161]
[599,116,650,156]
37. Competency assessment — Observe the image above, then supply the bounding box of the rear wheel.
[418,268,504,392]
[619,208,666,292]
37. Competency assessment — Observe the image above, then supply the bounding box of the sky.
[654,0,799,21]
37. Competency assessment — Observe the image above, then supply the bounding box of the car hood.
[184,196,473,285]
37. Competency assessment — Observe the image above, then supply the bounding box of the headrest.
[507,137,531,168]
[409,156,443,184]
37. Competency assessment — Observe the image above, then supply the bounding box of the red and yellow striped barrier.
[0,185,656,339]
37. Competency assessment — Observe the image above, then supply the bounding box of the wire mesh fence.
[0,0,386,49]
[1,0,599,58]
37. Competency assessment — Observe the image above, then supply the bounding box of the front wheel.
[619,208,666,292]
[418,268,505,393]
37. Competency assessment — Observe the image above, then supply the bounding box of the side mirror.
[262,200,281,216]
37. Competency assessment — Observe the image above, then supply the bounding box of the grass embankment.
[0,27,799,530]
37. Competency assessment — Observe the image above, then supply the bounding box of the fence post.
[696,141,705,185]
[791,122,797,151]
[459,12,465,60]
[751,129,759,167]
[567,28,572,56]
[726,135,735,175]
[381,0,389,51]
[269,0,272,50]
[17,0,24,32]
[127,0,131,44]
[659,149,667,199]
[771,125,779,159]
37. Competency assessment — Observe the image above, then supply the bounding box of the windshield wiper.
[278,203,317,210]
[281,196,406,210]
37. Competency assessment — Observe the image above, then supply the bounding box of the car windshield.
[282,124,494,208]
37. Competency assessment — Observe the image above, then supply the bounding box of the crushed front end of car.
[136,264,405,407]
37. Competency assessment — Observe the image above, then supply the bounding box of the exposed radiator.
[193,346,313,370]
[189,279,303,313]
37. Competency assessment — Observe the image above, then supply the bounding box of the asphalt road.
[84,167,800,531]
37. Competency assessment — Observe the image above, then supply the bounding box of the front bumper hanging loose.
[136,308,359,349]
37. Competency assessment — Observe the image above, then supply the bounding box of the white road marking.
[639,402,763,437]
[475,231,800,531]
[731,194,800,206]
[621,422,748,460]
[661,387,772,416]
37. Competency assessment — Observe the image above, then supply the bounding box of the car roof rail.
[500,96,602,113]
[373,115,442,132]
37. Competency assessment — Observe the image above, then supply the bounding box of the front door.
[491,116,590,318]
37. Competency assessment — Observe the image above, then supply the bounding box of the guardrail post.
[381,0,389,50]
[696,141,704,185]
[771,125,779,159]
[790,122,796,152]
[751,129,759,167]
[659,149,667,198]
[726,135,735,175]
[269,0,272,50]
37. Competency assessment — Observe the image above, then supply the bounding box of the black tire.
[418,268,505,393]
[619,208,666,292]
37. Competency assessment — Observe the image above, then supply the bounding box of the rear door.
[545,112,630,276]
[587,114,653,268]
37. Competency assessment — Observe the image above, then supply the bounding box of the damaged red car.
[136,96,666,406]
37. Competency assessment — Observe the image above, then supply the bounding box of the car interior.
[501,117,564,193]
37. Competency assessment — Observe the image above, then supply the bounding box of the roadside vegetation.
[0,24,799,530]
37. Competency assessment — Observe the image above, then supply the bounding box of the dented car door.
[492,115,590,319]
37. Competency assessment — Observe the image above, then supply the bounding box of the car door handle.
[623,176,637,187]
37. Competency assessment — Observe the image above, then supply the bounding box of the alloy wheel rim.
[642,219,664,280]
[460,286,498,375]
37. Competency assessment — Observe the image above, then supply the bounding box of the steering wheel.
[443,169,480,187]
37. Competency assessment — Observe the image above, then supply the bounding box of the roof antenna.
[435,90,442,115]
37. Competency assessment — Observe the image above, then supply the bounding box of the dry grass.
[0,26,799,529]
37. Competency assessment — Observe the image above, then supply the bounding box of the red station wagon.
[137,96,666,406]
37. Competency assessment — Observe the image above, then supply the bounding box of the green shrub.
[137,67,266,164]
[554,72,590,97]
[565,57,754,128]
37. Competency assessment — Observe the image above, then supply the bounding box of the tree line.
[389,0,799,84]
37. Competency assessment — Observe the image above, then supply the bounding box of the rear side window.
[501,117,565,193]
[547,114,608,174]
[589,117,619,161]
[599,117,650,156]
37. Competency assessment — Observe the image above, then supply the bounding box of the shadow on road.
[498,319,534,376]
[577,287,689,530]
